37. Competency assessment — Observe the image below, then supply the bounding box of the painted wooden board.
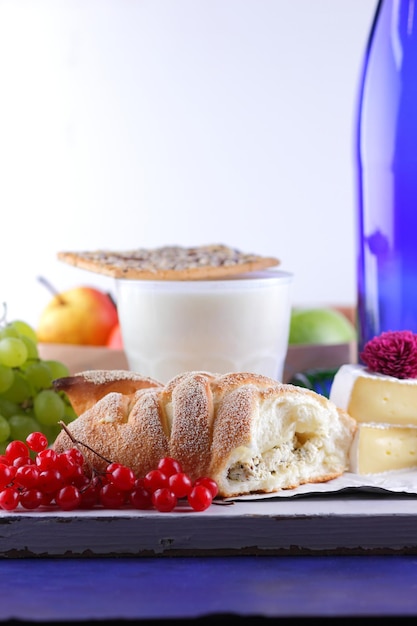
[1,492,417,558]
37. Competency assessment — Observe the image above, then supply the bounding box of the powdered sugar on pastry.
[53,370,356,498]
[54,369,163,416]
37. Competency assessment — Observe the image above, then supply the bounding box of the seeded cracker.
[57,244,280,280]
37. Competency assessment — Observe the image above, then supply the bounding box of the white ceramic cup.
[116,269,293,383]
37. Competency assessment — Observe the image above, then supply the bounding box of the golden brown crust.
[53,370,163,416]
[165,373,213,478]
[55,388,169,474]
[209,384,259,477]
[53,370,357,498]
[57,244,280,280]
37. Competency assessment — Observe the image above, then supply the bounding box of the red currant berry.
[129,485,153,510]
[55,485,82,511]
[108,465,136,491]
[79,476,101,509]
[35,449,58,470]
[26,431,48,453]
[38,469,64,495]
[74,473,91,490]
[193,476,218,498]
[14,464,40,489]
[187,485,213,511]
[39,492,54,506]
[70,465,88,488]
[143,469,168,493]
[99,471,110,487]
[5,440,29,463]
[20,489,44,510]
[55,453,79,482]
[0,487,20,511]
[106,462,123,473]
[0,463,15,489]
[65,447,85,467]
[157,457,183,477]
[13,455,33,468]
[168,472,193,498]
[99,483,126,508]
[152,488,177,512]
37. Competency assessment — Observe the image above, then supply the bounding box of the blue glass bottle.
[356,0,417,354]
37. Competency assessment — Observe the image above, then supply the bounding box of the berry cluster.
[0,431,218,513]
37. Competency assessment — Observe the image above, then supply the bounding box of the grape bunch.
[0,310,76,453]
[0,431,218,513]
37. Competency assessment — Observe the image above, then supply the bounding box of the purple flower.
[360,330,417,379]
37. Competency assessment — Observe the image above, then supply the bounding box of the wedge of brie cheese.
[350,423,417,474]
[330,363,417,474]
[330,363,417,427]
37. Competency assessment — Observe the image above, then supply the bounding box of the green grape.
[0,363,13,393]
[0,441,7,455]
[1,370,32,404]
[20,335,39,360]
[63,401,77,424]
[44,359,70,380]
[9,414,40,441]
[0,414,11,442]
[24,361,53,392]
[0,325,19,339]
[0,314,72,446]
[0,397,24,419]
[9,320,38,344]
[0,337,28,367]
[33,389,65,425]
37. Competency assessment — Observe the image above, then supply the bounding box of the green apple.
[289,308,356,345]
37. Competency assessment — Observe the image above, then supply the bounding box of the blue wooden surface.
[1,556,417,621]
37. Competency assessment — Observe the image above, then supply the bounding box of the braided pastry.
[53,370,356,498]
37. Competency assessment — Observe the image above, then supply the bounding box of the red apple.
[107,322,123,349]
[37,286,119,346]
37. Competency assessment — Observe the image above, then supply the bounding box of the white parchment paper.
[229,470,417,501]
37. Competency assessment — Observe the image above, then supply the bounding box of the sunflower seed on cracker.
[57,244,280,280]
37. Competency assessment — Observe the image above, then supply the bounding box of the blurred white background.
[0,0,377,328]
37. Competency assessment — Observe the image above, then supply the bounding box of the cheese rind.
[350,424,417,474]
[330,364,417,426]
